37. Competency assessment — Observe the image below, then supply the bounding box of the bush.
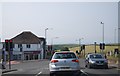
[61,47,70,51]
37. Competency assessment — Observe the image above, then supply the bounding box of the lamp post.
[101,22,105,54]
[118,28,120,45]
[101,22,104,43]
[114,28,117,44]
[51,37,59,55]
[44,28,48,59]
[78,38,83,54]
[45,28,48,42]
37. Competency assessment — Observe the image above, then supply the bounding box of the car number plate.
[97,63,103,65]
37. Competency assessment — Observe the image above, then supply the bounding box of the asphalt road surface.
[2,59,120,76]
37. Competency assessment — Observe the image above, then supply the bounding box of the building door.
[30,54,33,60]
[35,54,38,60]
[24,54,30,60]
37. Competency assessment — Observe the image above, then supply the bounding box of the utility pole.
[78,38,83,55]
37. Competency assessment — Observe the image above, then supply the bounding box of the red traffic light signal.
[5,40,9,51]
[5,39,13,51]
[5,40,9,42]
[10,40,12,42]
[10,40,13,51]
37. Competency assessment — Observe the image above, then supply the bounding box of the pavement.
[2,61,20,74]
[1,59,119,74]
[2,59,48,74]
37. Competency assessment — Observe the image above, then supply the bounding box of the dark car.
[85,53,108,69]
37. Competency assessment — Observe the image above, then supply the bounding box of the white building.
[11,31,45,60]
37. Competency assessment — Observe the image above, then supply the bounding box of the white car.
[49,51,80,76]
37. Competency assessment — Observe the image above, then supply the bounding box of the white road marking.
[35,71,42,76]
[80,70,88,76]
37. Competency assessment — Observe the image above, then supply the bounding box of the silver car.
[85,53,108,69]
[49,51,80,76]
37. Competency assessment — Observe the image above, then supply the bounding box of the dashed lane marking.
[80,70,89,76]
[35,71,42,76]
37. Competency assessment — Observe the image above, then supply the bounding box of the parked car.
[85,53,108,69]
[49,51,80,76]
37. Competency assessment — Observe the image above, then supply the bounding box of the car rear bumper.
[90,63,108,68]
[49,64,80,72]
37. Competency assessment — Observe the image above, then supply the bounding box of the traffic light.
[103,43,105,50]
[100,43,105,50]
[5,40,9,51]
[82,45,85,50]
[10,40,13,51]
[5,39,13,51]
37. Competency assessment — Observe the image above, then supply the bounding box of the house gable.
[11,31,44,44]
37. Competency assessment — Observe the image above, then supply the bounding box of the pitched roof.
[11,31,45,44]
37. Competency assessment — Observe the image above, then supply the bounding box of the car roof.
[55,51,74,54]
[87,53,103,56]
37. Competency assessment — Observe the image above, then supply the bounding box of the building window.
[18,44,22,48]
[26,44,31,48]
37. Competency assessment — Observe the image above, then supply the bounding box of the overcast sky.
[0,0,119,44]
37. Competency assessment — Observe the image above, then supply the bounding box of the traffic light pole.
[8,41,11,69]
[94,42,97,53]
[5,39,12,69]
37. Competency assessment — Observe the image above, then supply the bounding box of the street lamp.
[45,28,48,42]
[101,22,104,43]
[44,28,48,59]
[118,28,120,45]
[76,38,83,53]
[44,28,53,59]
[100,22,105,54]
[50,37,59,55]
[114,28,117,44]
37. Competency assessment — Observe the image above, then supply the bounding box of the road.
[2,59,120,76]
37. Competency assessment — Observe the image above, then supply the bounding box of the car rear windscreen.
[53,52,76,59]
[90,54,104,59]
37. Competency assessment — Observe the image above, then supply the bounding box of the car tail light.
[50,60,58,63]
[72,59,79,63]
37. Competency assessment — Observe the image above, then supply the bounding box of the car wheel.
[50,72,56,76]
[85,64,87,68]
[87,64,91,69]
[105,65,108,69]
